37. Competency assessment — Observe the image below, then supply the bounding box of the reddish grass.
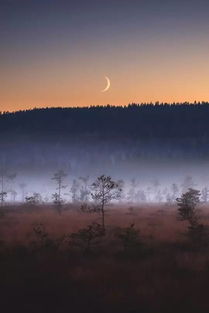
[1,203,209,313]
[0,203,187,244]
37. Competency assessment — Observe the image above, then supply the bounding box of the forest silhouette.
[1,102,209,139]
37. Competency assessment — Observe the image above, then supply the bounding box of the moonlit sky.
[1,0,209,110]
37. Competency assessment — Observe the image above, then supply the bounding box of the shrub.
[32,223,63,251]
[116,224,142,255]
[69,222,105,254]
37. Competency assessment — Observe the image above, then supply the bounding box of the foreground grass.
[1,204,209,313]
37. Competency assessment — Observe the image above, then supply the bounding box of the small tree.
[176,188,208,245]
[187,222,208,245]
[176,188,200,223]
[0,168,16,206]
[0,168,6,206]
[52,192,59,204]
[0,191,7,205]
[69,223,104,254]
[80,203,97,214]
[32,223,63,251]
[51,170,67,212]
[25,192,41,205]
[91,175,122,231]
[32,223,49,247]
[116,224,141,255]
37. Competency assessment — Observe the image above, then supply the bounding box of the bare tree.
[91,175,122,231]
[52,192,59,205]
[51,170,67,210]
[0,191,7,206]
[0,169,16,206]
[0,168,7,206]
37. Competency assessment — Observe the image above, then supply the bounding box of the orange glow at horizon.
[1,32,209,111]
[2,0,209,111]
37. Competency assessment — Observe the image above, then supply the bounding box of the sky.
[1,0,209,110]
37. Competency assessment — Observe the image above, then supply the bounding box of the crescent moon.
[101,76,111,92]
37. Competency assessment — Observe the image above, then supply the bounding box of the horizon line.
[1,101,209,115]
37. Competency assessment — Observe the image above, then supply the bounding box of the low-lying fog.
[0,131,208,204]
[0,159,209,204]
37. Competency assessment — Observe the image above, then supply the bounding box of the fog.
[0,136,209,204]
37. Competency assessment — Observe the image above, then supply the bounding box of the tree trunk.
[101,203,105,232]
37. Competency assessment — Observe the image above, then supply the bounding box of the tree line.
[1,103,209,140]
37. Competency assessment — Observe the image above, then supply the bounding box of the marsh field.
[1,203,209,313]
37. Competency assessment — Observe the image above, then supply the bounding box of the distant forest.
[0,102,209,140]
[0,103,209,178]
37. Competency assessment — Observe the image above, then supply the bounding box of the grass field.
[1,203,209,313]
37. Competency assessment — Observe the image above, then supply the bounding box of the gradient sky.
[1,0,209,110]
